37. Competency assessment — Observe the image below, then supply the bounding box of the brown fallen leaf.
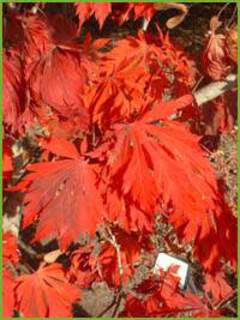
[154,3,188,29]
[225,24,237,64]
[202,16,229,80]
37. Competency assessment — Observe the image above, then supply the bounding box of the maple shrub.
[2,2,237,318]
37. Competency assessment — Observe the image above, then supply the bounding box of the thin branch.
[192,75,204,93]
[105,226,124,284]
[18,239,42,259]
[216,3,231,20]
[193,73,237,106]
[17,262,34,274]
[97,294,118,317]
[225,5,237,29]
[111,290,124,318]
[103,226,125,317]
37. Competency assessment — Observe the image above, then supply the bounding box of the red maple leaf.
[74,2,112,30]
[93,95,236,271]
[3,49,25,133]
[29,45,90,131]
[15,263,80,317]
[88,33,173,129]
[17,139,104,249]
[21,14,53,71]
[88,37,148,129]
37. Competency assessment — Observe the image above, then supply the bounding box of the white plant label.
[154,252,189,289]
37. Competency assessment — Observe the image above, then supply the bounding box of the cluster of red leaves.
[3,3,237,318]
[74,2,189,30]
[3,231,80,317]
[69,228,153,289]
[74,2,157,29]
[121,266,224,317]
